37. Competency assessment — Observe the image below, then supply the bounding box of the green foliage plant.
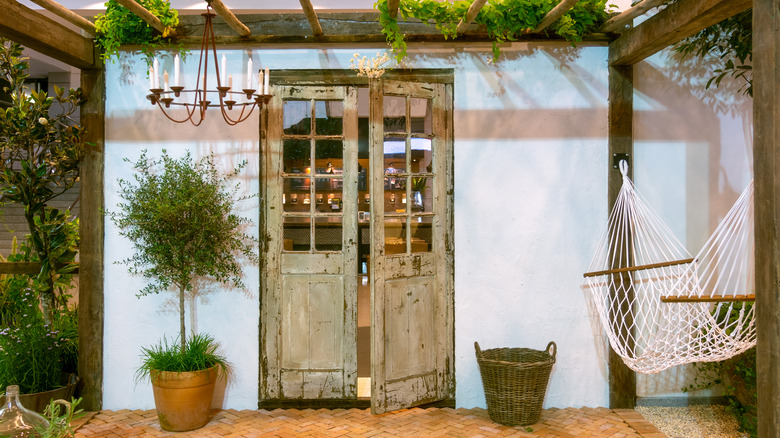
[94,0,182,65]
[683,302,757,437]
[34,397,85,438]
[674,9,752,96]
[375,0,611,63]
[107,150,259,357]
[136,333,230,380]
[0,39,83,325]
[0,290,75,393]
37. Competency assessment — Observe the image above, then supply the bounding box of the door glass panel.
[283,139,310,173]
[410,176,431,212]
[410,138,432,174]
[410,97,431,134]
[283,100,310,135]
[384,137,406,174]
[315,217,342,251]
[384,217,407,255]
[315,140,344,173]
[383,96,406,133]
[283,180,310,213]
[315,100,344,135]
[411,216,433,253]
[385,178,406,213]
[283,216,310,251]
[315,178,343,213]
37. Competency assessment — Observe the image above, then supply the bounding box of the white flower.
[38,117,48,125]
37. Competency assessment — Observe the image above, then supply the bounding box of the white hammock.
[584,161,756,374]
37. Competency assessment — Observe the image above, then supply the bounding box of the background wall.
[102,39,751,410]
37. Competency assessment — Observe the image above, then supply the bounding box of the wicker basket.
[475,341,557,426]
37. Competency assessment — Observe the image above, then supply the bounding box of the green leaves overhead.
[94,0,182,64]
[674,10,752,96]
[376,0,611,62]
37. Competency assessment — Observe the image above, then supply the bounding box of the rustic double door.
[261,76,453,413]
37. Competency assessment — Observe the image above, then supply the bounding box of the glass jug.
[0,385,49,437]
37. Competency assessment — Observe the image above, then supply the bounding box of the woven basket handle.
[546,341,557,362]
[474,341,482,357]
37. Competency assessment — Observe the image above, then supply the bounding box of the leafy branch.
[375,0,611,62]
[674,9,752,96]
[94,0,183,65]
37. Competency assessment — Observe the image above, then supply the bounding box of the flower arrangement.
[350,52,393,78]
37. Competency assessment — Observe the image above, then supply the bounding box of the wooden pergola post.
[606,62,635,409]
[752,0,780,436]
[78,66,105,412]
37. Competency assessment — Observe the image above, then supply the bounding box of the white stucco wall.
[102,40,750,410]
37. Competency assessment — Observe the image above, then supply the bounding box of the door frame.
[259,70,455,409]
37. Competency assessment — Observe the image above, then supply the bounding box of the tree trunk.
[179,284,187,353]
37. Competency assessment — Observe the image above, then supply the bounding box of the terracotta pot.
[150,366,218,432]
[16,374,79,414]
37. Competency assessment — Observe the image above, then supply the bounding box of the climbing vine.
[94,0,182,65]
[375,0,612,62]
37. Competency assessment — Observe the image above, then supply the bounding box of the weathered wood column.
[79,66,105,411]
[607,62,635,409]
[753,1,780,436]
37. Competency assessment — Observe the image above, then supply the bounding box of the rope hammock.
[584,161,756,374]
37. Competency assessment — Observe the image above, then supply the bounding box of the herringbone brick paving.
[74,407,666,437]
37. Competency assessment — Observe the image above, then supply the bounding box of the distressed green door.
[369,79,454,413]
[262,85,359,401]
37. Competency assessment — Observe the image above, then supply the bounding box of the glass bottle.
[0,385,49,437]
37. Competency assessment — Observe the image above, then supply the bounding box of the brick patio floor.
[73,407,667,437]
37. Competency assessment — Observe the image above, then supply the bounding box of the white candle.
[221,54,226,85]
[264,67,270,94]
[246,58,253,89]
[153,57,159,89]
[163,70,169,91]
[228,74,233,90]
[149,66,154,89]
[174,54,180,86]
[258,70,264,94]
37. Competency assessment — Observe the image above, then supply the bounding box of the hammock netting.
[584,162,756,374]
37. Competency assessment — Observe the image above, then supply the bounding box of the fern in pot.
[108,150,258,431]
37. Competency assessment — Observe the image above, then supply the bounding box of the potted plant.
[0,38,82,409]
[108,150,258,431]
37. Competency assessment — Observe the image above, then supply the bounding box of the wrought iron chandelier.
[146,2,270,126]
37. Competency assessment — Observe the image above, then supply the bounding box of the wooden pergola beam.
[0,0,95,69]
[609,0,751,66]
[113,0,172,36]
[602,0,667,33]
[753,0,780,435]
[298,0,324,37]
[606,60,635,409]
[455,0,487,34]
[210,0,251,38]
[527,0,579,34]
[28,0,96,35]
[387,0,400,19]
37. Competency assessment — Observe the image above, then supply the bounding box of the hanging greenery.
[375,0,611,62]
[94,0,182,64]
[674,9,752,96]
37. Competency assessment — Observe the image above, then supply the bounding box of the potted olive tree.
[108,150,258,431]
